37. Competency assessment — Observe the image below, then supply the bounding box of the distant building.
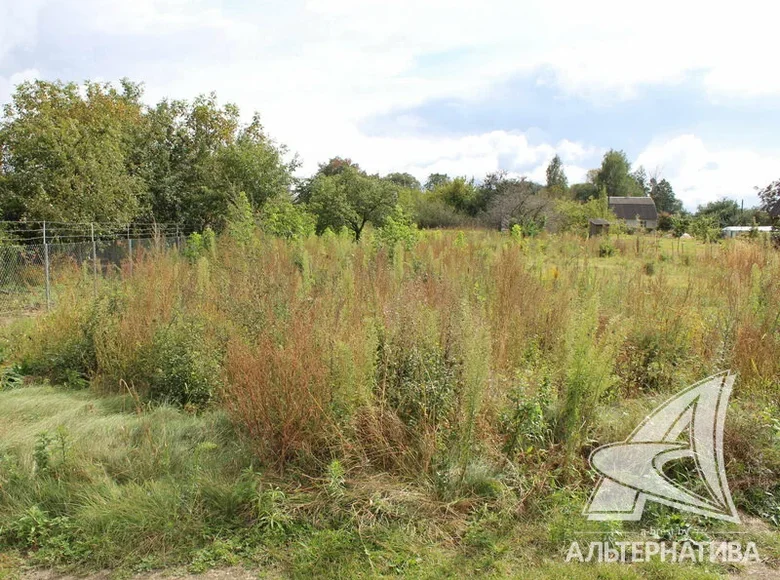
[608,197,659,230]
[722,226,773,239]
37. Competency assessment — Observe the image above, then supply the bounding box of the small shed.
[589,218,610,237]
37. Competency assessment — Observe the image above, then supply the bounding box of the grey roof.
[589,218,610,225]
[608,196,658,221]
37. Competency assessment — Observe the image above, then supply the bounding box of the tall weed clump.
[223,311,334,469]
[554,298,623,456]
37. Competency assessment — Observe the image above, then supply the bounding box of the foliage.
[0,81,296,230]
[695,198,743,228]
[309,166,398,240]
[594,149,644,198]
[649,177,683,214]
[424,172,451,191]
[258,195,316,240]
[374,206,419,255]
[384,172,421,190]
[2,229,780,575]
[140,319,222,408]
[545,154,568,196]
[689,214,721,242]
[759,178,780,221]
[0,80,144,223]
[552,197,612,235]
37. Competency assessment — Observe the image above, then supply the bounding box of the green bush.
[259,196,316,240]
[374,207,419,256]
[139,319,222,408]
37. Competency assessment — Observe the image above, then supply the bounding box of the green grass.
[0,385,776,578]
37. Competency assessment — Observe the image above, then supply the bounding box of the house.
[608,196,659,230]
[722,226,773,239]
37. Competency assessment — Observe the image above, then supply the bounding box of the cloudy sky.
[2,0,779,209]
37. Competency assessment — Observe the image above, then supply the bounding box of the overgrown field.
[1,229,779,578]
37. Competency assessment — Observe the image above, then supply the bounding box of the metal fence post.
[127,224,133,275]
[43,221,51,310]
[91,223,98,296]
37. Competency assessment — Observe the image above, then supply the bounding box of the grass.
[0,228,779,578]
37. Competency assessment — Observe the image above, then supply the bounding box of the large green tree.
[136,96,295,230]
[649,177,682,214]
[308,166,398,240]
[0,79,145,223]
[594,150,644,198]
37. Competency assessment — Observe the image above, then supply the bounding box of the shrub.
[138,318,222,408]
[259,196,316,240]
[598,240,615,257]
[374,206,419,256]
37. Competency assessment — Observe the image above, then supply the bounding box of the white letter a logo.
[584,372,739,523]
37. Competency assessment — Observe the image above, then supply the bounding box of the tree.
[136,96,295,230]
[482,175,548,231]
[317,156,362,177]
[424,173,451,191]
[0,79,145,223]
[384,172,421,190]
[689,214,721,243]
[570,182,600,202]
[594,150,644,198]
[545,154,568,197]
[308,167,397,240]
[649,178,682,214]
[759,179,780,221]
[695,199,742,228]
[438,177,479,215]
[258,195,316,240]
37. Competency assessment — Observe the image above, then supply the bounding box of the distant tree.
[649,178,682,214]
[477,171,543,216]
[483,176,548,231]
[670,213,691,237]
[384,172,421,190]
[695,198,742,228]
[545,154,568,195]
[595,150,644,198]
[318,157,362,177]
[759,178,780,221]
[424,173,451,191]
[439,177,480,215]
[689,214,721,243]
[308,167,397,240]
[570,182,600,202]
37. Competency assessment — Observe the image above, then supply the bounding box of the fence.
[0,222,188,316]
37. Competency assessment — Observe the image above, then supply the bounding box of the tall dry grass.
[10,229,780,490]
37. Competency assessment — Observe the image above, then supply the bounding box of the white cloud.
[0,69,40,104]
[636,135,780,210]
[1,0,778,197]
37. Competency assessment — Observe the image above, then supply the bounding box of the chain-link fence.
[1,222,186,317]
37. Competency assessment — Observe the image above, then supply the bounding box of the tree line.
[1,79,777,242]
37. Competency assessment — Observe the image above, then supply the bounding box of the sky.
[1,0,779,210]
